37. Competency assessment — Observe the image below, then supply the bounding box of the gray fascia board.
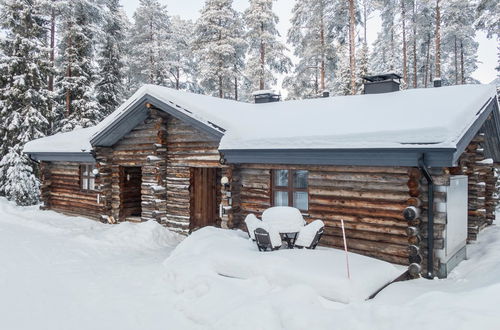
[146,95,224,140]
[90,95,150,147]
[90,94,223,147]
[27,152,95,162]
[222,148,456,167]
[453,97,498,164]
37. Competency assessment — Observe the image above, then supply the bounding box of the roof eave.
[221,148,457,167]
[26,152,95,162]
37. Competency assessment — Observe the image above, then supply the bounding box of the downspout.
[419,155,434,278]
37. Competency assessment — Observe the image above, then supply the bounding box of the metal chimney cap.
[362,73,402,82]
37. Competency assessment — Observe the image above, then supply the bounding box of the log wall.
[451,133,498,241]
[162,115,224,234]
[95,108,168,223]
[232,164,416,265]
[39,161,104,219]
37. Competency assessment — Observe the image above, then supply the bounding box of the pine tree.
[442,0,478,85]
[167,16,200,92]
[0,0,51,205]
[95,0,127,116]
[55,0,103,132]
[347,0,357,94]
[475,0,499,77]
[370,0,402,75]
[127,0,171,91]
[193,0,246,99]
[358,0,372,91]
[332,43,352,96]
[243,0,291,92]
[284,0,349,99]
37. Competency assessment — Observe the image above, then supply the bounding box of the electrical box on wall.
[436,175,468,278]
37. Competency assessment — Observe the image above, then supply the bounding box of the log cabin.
[24,74,500,279]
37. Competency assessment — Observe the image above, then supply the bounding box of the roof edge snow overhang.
[90,94,223,147]
[222,96,500,168]
[221,148,457,167]
[27,152,95,162]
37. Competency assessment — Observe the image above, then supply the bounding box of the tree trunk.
[348,0,357,95]
[454,36,458,84]
[219,75,223,98]
[363,0,367,43]
[320,15,325,92]
[460,40,465,84]
[424,35,430,87]
[149,21,155,84]
[401,0,408,86]
[48,1,56,92]
[259,22,265,90]
[390,21,395,71]
[65,21,72,117]
[434,0,441,79]
[176,67,180,90]
[412,0,417,88]
[234,76,238,101]
[315,60,319,95]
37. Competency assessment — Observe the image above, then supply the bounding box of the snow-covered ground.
[1,197,499,330]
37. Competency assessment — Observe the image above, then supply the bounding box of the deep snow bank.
[0,197,183,250]
[164,227,402,303]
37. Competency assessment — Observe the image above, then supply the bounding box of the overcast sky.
[121,0,498,84]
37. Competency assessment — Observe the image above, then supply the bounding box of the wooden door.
[190,168,219,230]
[121,166,142,219]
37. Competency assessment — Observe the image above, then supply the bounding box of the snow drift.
[164,227,403,303]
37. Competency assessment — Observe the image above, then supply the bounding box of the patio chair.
[254,226,282,251]
[294,220,325,249]
[244,214,262,241]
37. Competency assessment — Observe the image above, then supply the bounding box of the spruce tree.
[0,0,51,205]
[95,0,127,116]
[243,0,291,92]
[55,0,103,132]
[127,0,171,91]
[193,0,246,99]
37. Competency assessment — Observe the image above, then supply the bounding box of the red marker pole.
[341,219,351,280]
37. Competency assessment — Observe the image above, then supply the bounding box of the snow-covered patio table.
[164,227,404,303]
[261,206,306,248]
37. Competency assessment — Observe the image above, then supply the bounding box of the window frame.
[271,169,309,211]
[80,164,97,192]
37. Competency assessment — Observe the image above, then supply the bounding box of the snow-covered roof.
[220,84,498,150]
[24,83,499,166]
[23,126,97,154]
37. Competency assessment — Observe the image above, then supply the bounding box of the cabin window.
[80,164,96,191]
[272,169,308,211]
